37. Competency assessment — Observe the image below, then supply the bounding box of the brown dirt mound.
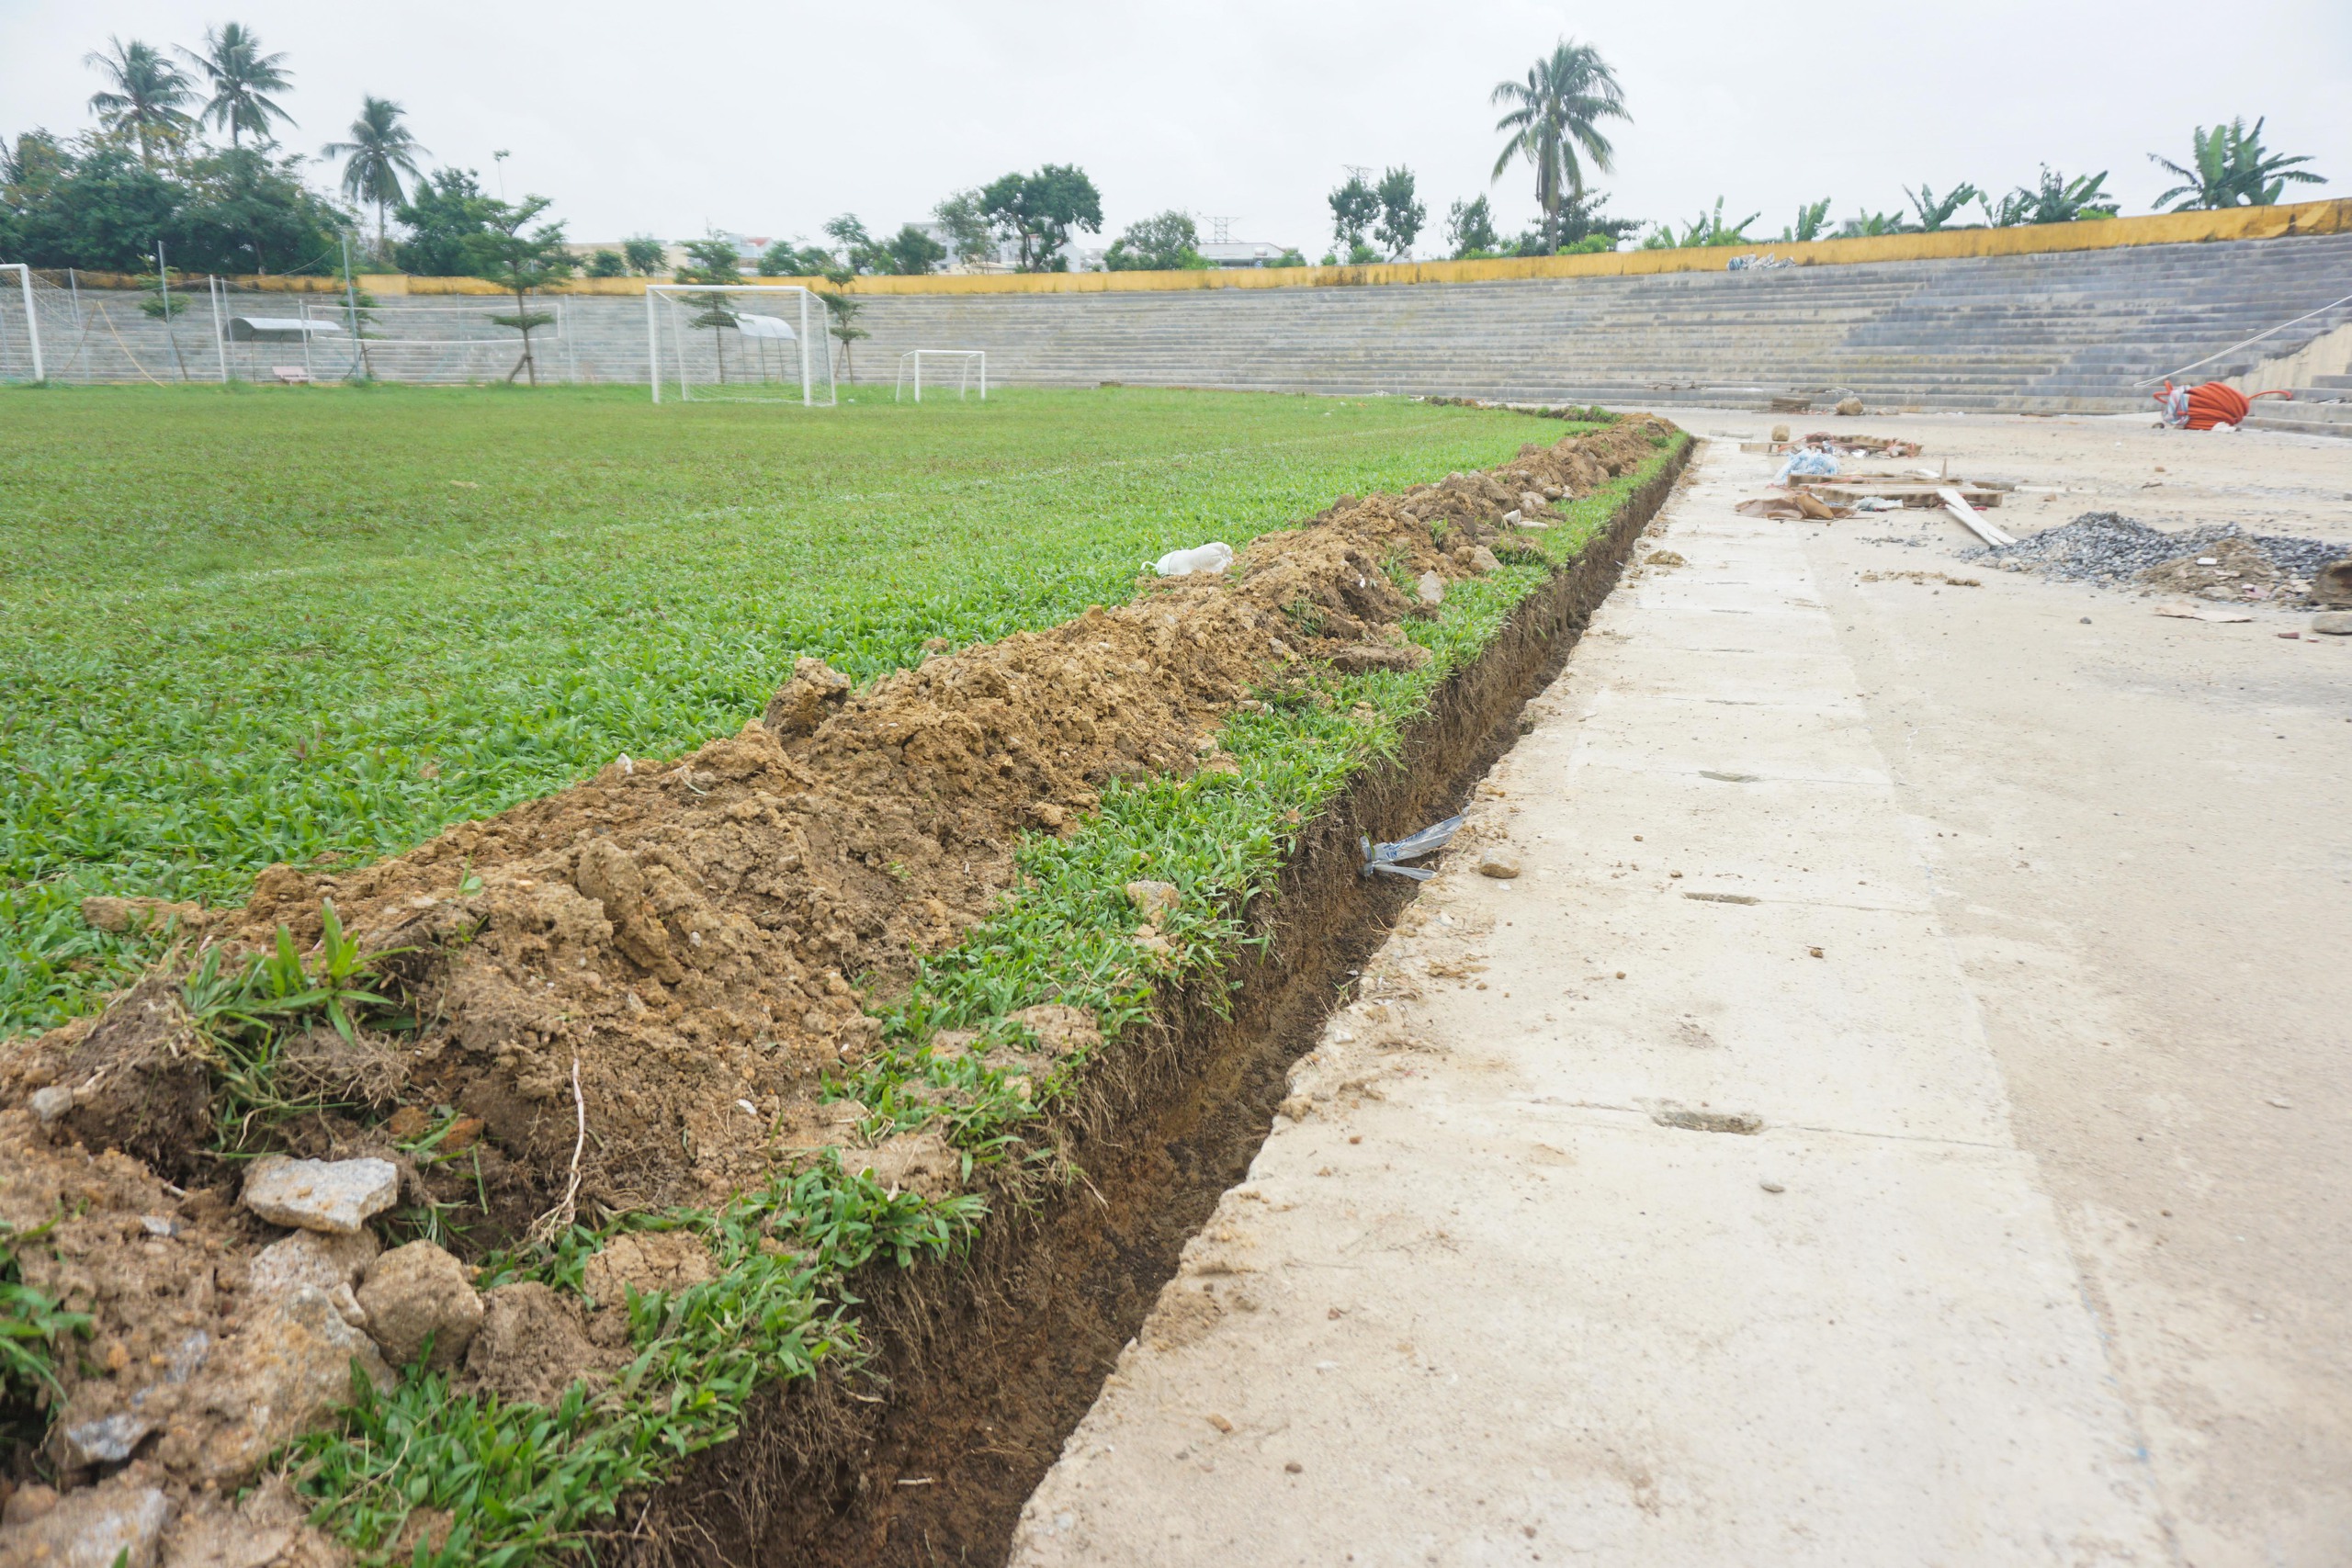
[2131,536,2282,600]
[0,415,1674,1518]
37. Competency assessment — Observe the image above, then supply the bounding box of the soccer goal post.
[647,284,835,406]
[895,349,987,403]
[0,265,48,383]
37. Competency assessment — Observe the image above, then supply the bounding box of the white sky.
[5,0,2346,255]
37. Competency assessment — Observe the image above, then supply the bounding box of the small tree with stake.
[818,268,870,383]
[674,233,746,382]
[463,193,575,387]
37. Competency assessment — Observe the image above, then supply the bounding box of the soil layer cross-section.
[1007,439,2176,1563]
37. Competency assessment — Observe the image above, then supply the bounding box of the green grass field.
[0,382,1569,1035]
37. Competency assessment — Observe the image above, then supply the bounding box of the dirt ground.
[1008,412,2351,1566]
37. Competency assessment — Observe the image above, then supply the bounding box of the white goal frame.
[0,265,45,383]
[895,349,987,402]
[646,284,833,406]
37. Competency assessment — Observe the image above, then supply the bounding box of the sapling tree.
[1446,195,1502,258]
[820,269,868,381]
[1374,166,1425,259]
[621,234,666,275]
[674,233,745,381]
[462,192,575,386]
[1329,174,1378,259]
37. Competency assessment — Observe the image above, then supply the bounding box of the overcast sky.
[5,0,2346,254]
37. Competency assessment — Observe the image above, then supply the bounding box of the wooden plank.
[1939,486,2017,548]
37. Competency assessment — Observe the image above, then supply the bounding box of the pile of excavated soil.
[1972,513,2346,599]
[0,417,1679,1525]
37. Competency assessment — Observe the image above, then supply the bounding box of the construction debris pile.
[1968,513,2349,603]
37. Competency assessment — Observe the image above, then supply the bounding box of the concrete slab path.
[1008,440,2183,1565]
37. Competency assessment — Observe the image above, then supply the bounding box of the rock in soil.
[842,1131,964,1199]
[1123,880,1181,925]
[0,1470,174,1568]
[240,1156,400,1235]
[356,1241,484,1371]
[1476,851,1523,880]
[191,1285,395,1484]
[2313,612,2352,636]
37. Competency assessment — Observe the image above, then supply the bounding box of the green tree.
[168,145,345,274]
[673,234,746,380]
[1105,209,1204,271]
[85,37,196,165]
[183,23,295,149]
[933,188,995,266]
[1835,209,1907,239]
[1982,166,2118,226]
[586,248,627,276]
[1446,195,1502,258]
[1272,247,1306,267]
[1905,181,1979,231]
[757,238,832,276]
[2151,118,2323,210]
[882,224,946,275]
[462,193,575,386]
[0,135,178,271]
[1328,174,1378,255]
[977,165,1102,270]
[822,213,886,273]
[1644,197,1758,249]
[1779,197,1832,243]
[1374,166,1425,259]
[1491,39,1629,254]
[819,276,867,381]
[622,234,667,275]
[322,96,427,259]
[391,167,494,276]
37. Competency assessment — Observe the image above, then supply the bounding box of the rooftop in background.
[1199,241,1297,268]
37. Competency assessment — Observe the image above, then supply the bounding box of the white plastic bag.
[1155,542,1234,577]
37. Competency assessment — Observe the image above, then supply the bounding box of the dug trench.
[0,415,1687,1566]
[624,438,1694,1567]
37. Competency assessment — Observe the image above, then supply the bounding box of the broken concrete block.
[248,1227,380,1297]
[356,1241,484,1370]
[1415,571,1445,606]
[193,1285,393,1485]
[1476,851,1522,880]
[240,1156,399,1235]
[0,1472,174,1568]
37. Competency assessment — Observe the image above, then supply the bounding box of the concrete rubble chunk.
[1465,546,1502,576]
[239,1155,398,1235]
[28,1084,74,1122]
[1476,850,1522,880]
[356,1240,485,1370]
[247,1226,380,1297]
[59,1411,154,1466]
[1416,571,1445,606]
[0,1472,175,1568]
[2312,611,2352,636]
[192,1284,393,1486]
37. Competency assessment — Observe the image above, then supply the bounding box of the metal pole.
[209,275,228,382]
[915,352,922,403]
[16,266,41,383]
[979,351,987,400]
[68,267,82,330]
[342,234,364,380]
[799,288,811,407]
[646,288,661,404]
[156,243,189,381]
[300,296,312,381]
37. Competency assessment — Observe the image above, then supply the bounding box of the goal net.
[647,284,834,405]
[0,265,76,384]
[895,349,987,402]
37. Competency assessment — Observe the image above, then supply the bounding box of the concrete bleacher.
[28,231,2352,413]
[843,232,2352,412]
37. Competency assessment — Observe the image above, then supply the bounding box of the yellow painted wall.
[69,197,2352,299]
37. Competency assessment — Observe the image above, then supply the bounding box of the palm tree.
[183,23,294,149]
[1491,39,1629,254]
[2151,118,2324,210]
[85,37,196,164]
[323,97,427,256]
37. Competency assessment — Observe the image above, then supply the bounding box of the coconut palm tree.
[323,97,427,257]
[2151,118,2324,210]
[85,37,196,164]
[183,23,294,149]
[1491,39,1629,254]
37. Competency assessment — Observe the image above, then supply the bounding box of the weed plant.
[0,385,1572,1035]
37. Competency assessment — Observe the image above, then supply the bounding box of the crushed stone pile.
[1970,512,2346,597]
[0,415,1679,1524]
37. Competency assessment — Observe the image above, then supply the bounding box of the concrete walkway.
[1009,441,2177,1565]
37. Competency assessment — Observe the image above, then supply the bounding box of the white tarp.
[228,316,346,343]
[733,313,796,340]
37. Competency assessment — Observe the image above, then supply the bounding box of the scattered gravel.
[1968,513,2347,584]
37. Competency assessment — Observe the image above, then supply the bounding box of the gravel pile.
[1969,512,2347,584]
